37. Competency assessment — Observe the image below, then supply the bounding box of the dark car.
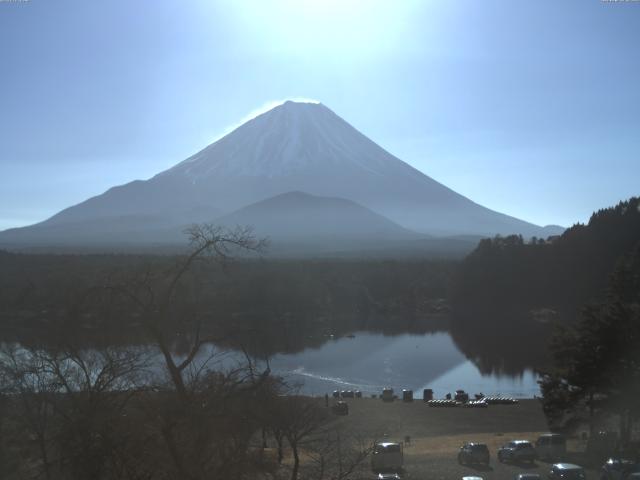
[549,463,586,480]
[455,390,470,402]
[536,434,567,461]
[498,440,537,463]
[331,401,348,415]
[458,443,490,465]
[601,458,640,480]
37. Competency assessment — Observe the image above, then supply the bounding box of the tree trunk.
[37,434,52,480]
[588,392,595,436]
[619,410,631,448]
[290,443,300,480]
[275,432,284,464]
[161,422,196,480]
[153,329,188,400]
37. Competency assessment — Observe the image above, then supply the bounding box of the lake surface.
[3,331,540,398]
[243,331,540,398]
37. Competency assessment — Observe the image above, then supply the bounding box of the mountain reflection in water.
[246,332,540,398]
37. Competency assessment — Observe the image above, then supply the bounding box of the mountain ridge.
[215,190,419,241]
[0,100,564,250]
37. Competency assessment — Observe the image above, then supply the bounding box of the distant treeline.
[0,253,455,355]
[450,197,640,374]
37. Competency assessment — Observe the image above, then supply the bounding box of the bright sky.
[1,0,639,230]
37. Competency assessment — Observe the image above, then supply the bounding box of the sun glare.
[227,0,422,61]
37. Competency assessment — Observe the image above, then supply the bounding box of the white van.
[535,433,566,460]
[372,442,403,472]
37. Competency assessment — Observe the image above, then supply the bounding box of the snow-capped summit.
[0,100,563,251]
[162,100,412,180]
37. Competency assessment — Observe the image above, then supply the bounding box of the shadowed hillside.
[450,197,640,374]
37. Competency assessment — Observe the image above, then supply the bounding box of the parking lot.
[331,398,598,480]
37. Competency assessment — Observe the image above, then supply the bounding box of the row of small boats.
[427,396,519,407]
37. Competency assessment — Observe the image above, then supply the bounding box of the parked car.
[372,442,403,472]
[458,443,490,465]
[498,440,537,463]
[515,474,542,480]
[536,434,567,461]
[549,463,586,480]
[381,388,395,402]
[331,401,348,415]
[601,458,640,480]
[455,389,470,402]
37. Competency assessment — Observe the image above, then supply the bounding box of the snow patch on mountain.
[201,98,322,150]
[160,101,416,180]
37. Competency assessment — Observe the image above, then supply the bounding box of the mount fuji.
[0,100,562,253]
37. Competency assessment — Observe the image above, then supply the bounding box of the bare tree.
[267,395,330,480]
[90,224,272,480]
[306,424,377,480]
[1,344,58,480]
[262,394,376,480]
[1,224,275,480]
[0,344,147,480]
[102,225,267,398]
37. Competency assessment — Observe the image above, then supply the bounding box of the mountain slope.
[216,191,418,241]
[0,100,562,248]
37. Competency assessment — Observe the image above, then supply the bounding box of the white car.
[549,463,586,480]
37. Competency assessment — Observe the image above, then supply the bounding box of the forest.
[0,240,455,356]
[449,197,640,374]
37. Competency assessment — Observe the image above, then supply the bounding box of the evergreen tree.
[539,243,640,445]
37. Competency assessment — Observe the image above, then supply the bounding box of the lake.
[2,331,540,398]
[239,331,540,398]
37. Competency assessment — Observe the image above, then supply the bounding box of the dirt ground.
[328,398,597,480]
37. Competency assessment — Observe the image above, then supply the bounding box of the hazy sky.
[1,0,639,231]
